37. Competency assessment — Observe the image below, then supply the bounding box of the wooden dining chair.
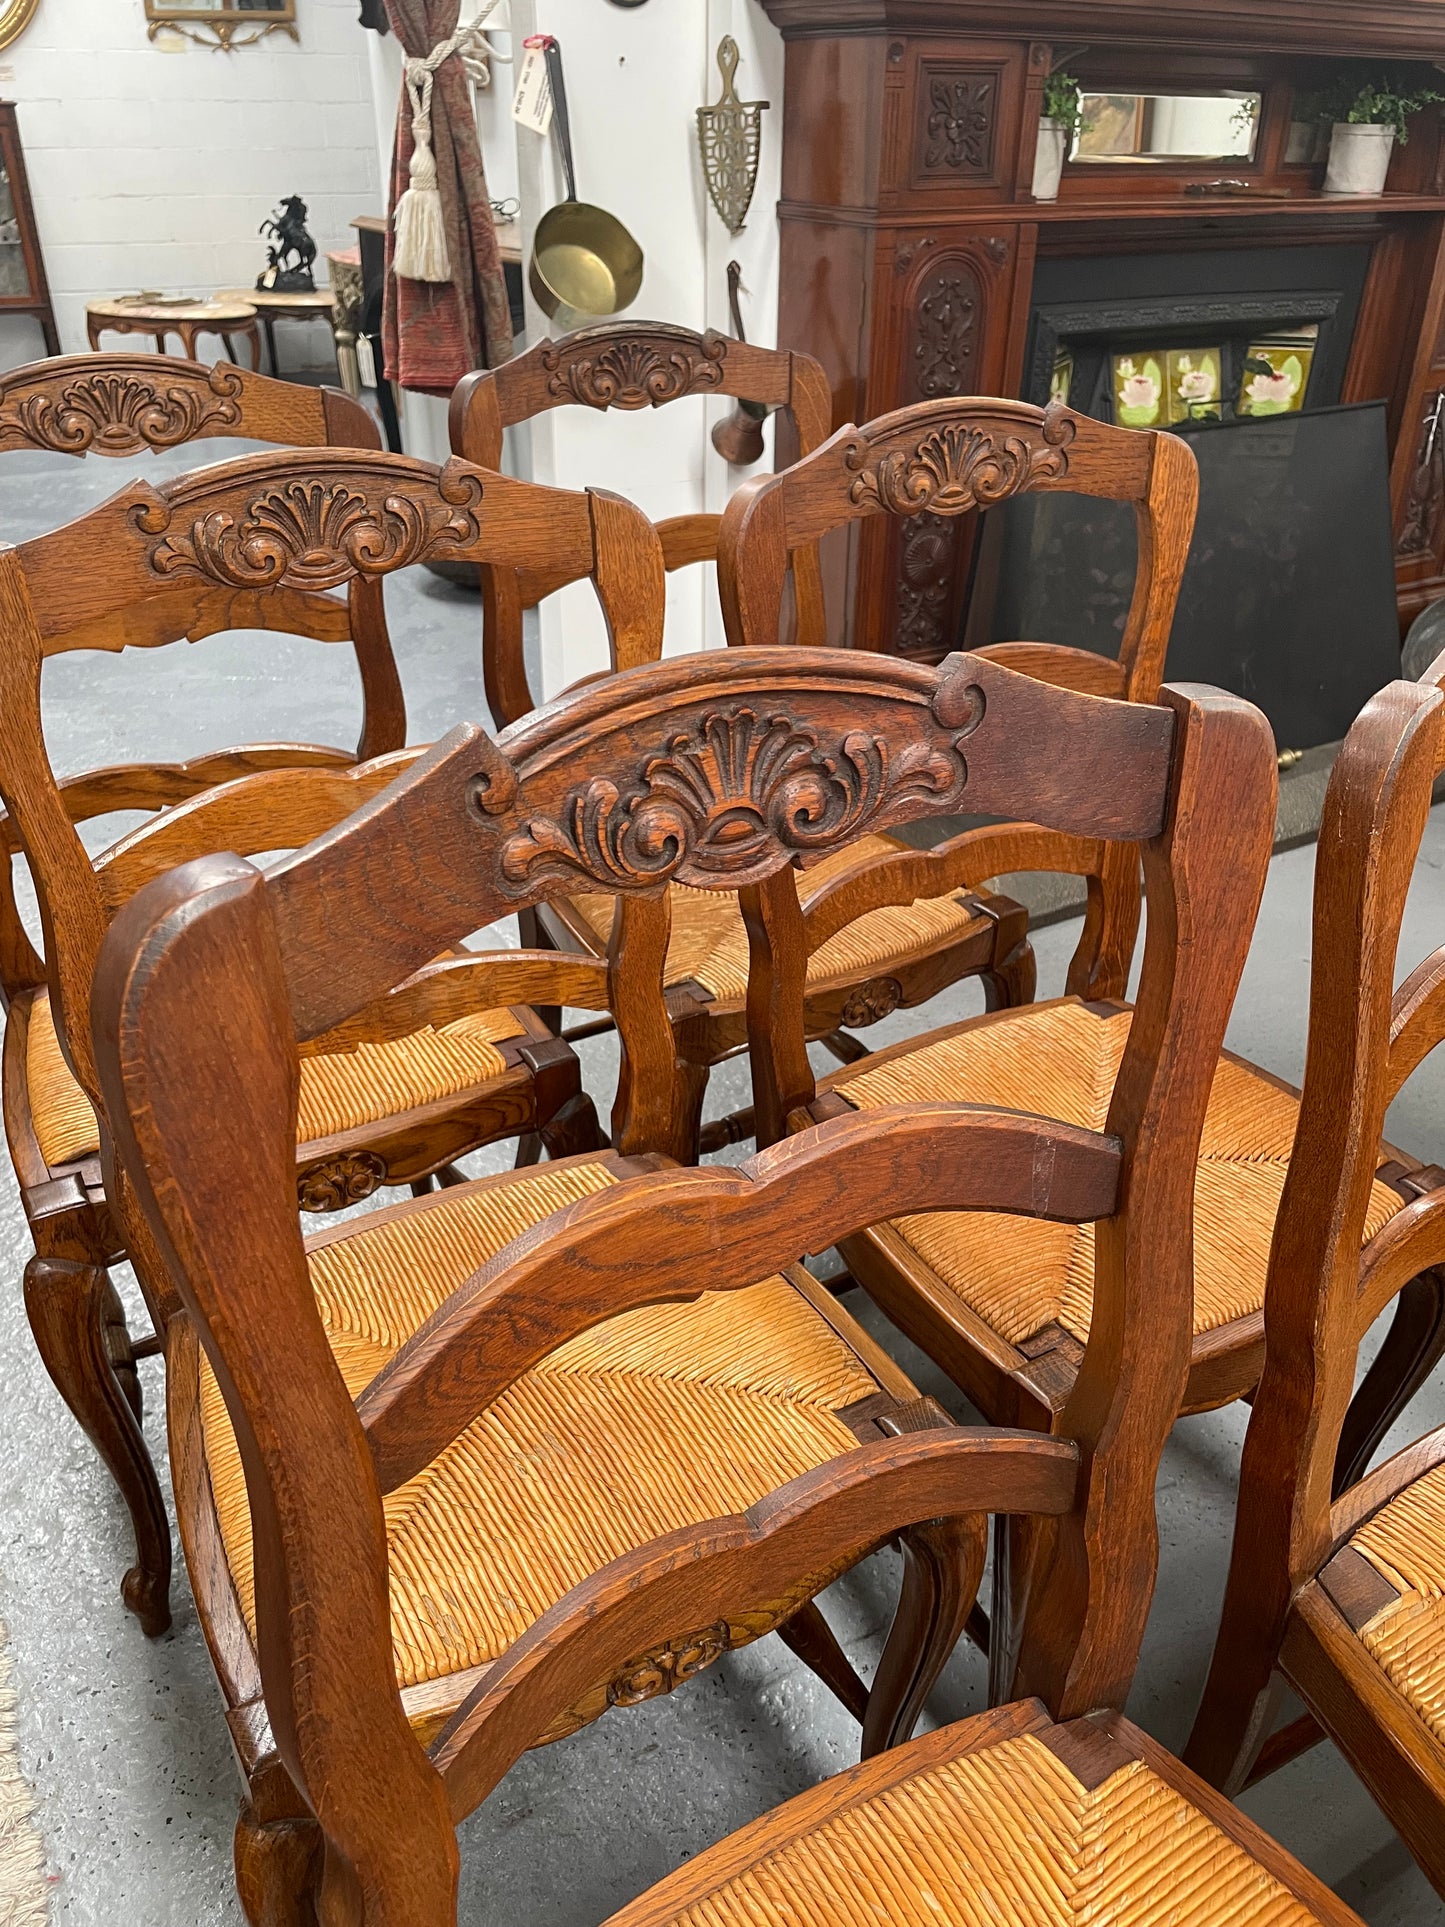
[725,404,1404,1563]
[0,445,663,1639]
[1181,673,1445,1893]
[93,642,1276,1924]
[449,319,834,728]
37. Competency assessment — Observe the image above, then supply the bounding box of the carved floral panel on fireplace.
[883,235,1015,660]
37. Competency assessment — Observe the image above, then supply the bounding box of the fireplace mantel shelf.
[758,0,1445,59]
[1023,192,1445,224]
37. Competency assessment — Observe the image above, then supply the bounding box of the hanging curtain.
[382,0,513,395]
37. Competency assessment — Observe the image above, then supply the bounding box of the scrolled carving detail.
[543,332,729,411]
[606,1624,731,1708]
[297,1150,387,1213]
[500,705,970,892]
[847,403,1075,519]
[0,363,244,455]
[139,465,484,590]
[840,977,903,1029]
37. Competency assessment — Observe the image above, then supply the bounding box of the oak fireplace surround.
[760,0,1445,659]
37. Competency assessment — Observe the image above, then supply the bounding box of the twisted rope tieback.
[394,1,501,283]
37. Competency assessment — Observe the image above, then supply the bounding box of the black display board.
[977,402,1402,751]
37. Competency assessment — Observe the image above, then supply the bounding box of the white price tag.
[356,334,377,389]
[512,40,553,135]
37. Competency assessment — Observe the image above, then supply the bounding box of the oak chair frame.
[0,442,663,1638]
[1183,672,1445,1894]
[449,319,834,729]
[94,642,1275,1923]
[723,400,1368,1552]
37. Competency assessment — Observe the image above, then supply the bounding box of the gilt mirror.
[0,0,39,53]
[144,0,297,51]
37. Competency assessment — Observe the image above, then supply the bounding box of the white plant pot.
[1032,119,1068,201]
[1323,122,1395,195]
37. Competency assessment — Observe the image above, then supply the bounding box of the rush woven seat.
[570,834,987,1002]
[24,985,527,1167]
[1342,1461,1445,1747]
[604,1705,1334,1927]
[195,1155,885,1711]
[828,999,1404,1348]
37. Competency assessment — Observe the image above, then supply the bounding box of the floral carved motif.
[543,332,728,411]
[297,1151,387,1214]
[847,403,1075,519]
[0,363,244,455]
[896,513,958,659]
[139,467,483,591]
[607,1625,731,1708]
[922,72,995,174]
[912,261,981,402]
[840,977,903,1029]
[499,704,973,892]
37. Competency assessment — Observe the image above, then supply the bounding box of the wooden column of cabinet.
[763,2,1445,657]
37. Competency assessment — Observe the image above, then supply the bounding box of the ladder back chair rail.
[92,647,1275,1924]
[1185,674,1445,1891]
[450,321,833,726]
[717,397,1199,1006]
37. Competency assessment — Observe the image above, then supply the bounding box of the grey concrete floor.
[0,440,1442,1923]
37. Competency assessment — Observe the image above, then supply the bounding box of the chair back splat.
[451,320,834,724]
[0,351,404,761]
[0,447,663,1143]
[719,396,1200,1006]
[93,644,1275,1920]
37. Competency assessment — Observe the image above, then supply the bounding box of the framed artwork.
[1239,329,1317,417]
[1112,352,1165,427]
[1050,350,1074,408]
[1166,347,1222,424]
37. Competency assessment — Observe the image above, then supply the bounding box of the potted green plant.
[1034,71,1085,201]
[1313,67,1445,195]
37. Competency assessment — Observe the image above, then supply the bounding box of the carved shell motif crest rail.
[137,464,484,592]
[0,363,244,456]
[495,683,984,893]
[542,331,729,410]
[846,403,1075,518]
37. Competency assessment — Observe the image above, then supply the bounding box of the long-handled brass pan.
[529,38,643,320]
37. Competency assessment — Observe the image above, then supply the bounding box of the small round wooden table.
[219,286,339,379]
[86,296,261,367]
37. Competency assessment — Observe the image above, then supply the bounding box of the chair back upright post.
[718,398,1200,1022]
[93,643,1275,1921]
[1185,671,1445,1795]
[450,320,834,726]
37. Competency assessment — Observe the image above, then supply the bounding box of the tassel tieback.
[394,3,499,284]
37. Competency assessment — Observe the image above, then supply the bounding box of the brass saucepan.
[530,38,643,321]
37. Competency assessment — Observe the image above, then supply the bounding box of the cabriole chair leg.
[23,1253,172,1635]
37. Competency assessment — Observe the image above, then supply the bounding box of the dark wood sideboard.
[760,0,1445,657]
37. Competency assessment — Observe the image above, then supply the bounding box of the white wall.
[0,0,381,365]
[367,0,784,683]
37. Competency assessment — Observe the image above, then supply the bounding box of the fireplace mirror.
[1074,93,1261,164]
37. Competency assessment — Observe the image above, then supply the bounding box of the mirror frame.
[143,0,298,52]
[0,0,39,54]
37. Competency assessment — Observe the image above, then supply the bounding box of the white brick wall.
[0,0,381,363]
